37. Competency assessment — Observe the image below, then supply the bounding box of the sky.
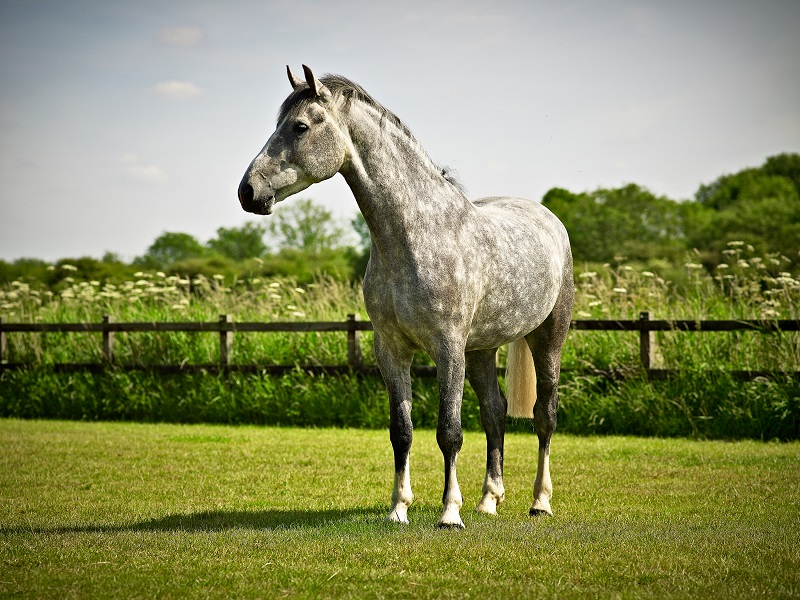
[1,0,798,262]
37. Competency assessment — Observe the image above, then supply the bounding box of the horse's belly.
[465,201,570,349]
[466,276,561,350]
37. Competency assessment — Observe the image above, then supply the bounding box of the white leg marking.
[475,473,505,515]
[438,464,464,528]
[387,458,413,524]
[531,448,553,516]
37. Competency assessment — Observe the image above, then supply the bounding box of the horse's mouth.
[244,196,275,215]
[259,195,276,215]
[239,183,276,215]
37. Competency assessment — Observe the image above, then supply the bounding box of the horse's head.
[238,65,348,215]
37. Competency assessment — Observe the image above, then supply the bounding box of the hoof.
[475,502,497,515]
[436,519,465,530]
[438,503,464,529]
[530,496,553,517]
[475,494,502,515]
[386,505,410,524]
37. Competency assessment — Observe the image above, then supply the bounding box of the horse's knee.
[436,422,463,456]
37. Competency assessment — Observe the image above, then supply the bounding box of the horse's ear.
[287,66,304,91]
[302,64,331,101]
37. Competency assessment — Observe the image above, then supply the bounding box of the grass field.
[1,419,798,598]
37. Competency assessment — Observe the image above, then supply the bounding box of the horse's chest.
[363,258,478,341]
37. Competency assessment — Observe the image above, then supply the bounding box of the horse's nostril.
[239,182,254,206]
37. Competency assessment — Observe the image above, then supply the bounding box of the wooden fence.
[1,313,798,380]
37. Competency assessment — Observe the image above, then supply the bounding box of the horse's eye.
[294,122,309,134]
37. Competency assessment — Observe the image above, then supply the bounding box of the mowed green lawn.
[1,419,798,599]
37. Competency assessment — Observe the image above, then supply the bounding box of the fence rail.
[1,313,798,380]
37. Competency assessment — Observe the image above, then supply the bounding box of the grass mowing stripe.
[1,419,798,598]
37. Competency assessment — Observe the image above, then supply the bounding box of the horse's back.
[473,196,569,250]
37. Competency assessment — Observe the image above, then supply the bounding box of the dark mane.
[278,73,466,195]
[278,74,414,138]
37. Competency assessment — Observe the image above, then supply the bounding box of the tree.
[350,212,371,278]
[763,153,800,194]
[542,184,691,264]
[135,232,207,269]
[267,198,345,252]
[206,221,268,261]
[690,154,800,264]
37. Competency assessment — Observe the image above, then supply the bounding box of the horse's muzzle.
[238,181,275,215]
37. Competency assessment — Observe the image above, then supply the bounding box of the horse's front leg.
[435,348,467,529]
[375,332,415,524]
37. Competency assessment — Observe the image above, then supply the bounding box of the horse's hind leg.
[466,348,507,515]
[375,332,415,524]
[526,271,574,516]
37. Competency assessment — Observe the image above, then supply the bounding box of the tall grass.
[1,243,798,439]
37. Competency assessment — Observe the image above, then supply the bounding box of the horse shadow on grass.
[3,507,393,535]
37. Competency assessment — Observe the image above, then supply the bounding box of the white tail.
[505,338,537,418]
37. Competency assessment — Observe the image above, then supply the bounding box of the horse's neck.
[339,104,472,258]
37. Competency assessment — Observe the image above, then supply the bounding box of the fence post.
[219,314,233,368]
[0,316,6,363]
[347,313,362,370]
[639,311,652,374]
[102,315,114,365]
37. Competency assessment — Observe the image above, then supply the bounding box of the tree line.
[543,153,800,271]
[1,153,797,287]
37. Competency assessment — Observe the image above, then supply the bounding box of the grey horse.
[238,65,574,529]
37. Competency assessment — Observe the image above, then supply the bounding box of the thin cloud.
[153,80,203,100]
[128,164,167,182]
[156,26,205,47]
[122,154,167,183]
